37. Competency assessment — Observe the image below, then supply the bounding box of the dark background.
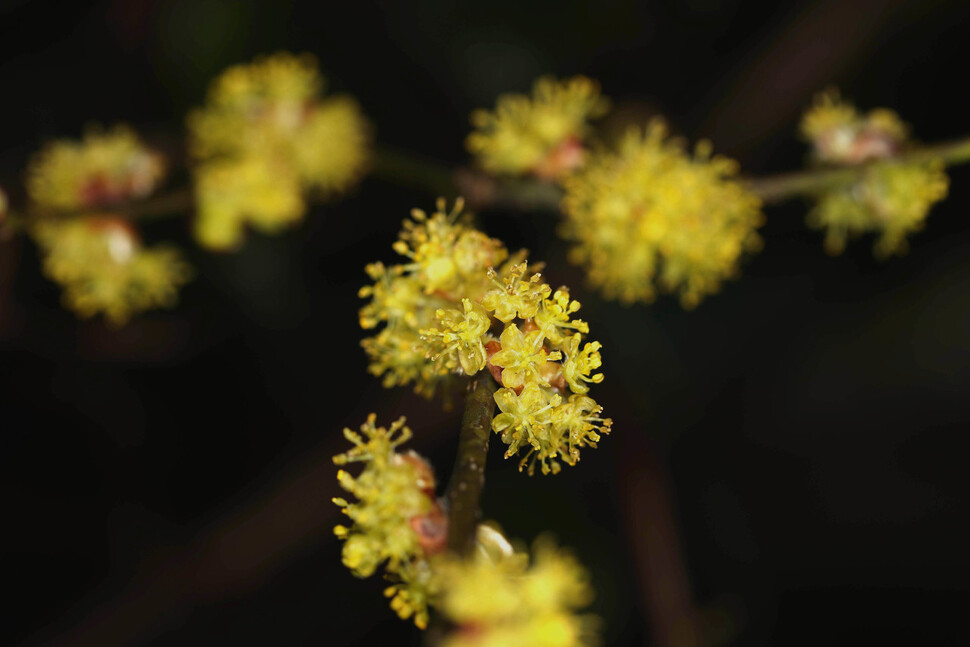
[2,1,969,645]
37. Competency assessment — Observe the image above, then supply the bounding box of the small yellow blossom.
[800,90,907,165]
[467,76,609,179]
[360,198,510,398]
[334,414,446,627]
[188,52,371,249]
[559,334,603,395]
[561,120,764,307]
[435,535,596,647]
[27,126,165,211]
[360,200,612,473]
[489,324,560,390]
[533,287,588,346]
[421,299,492,375]
[33,216,192,325]
[809,160,949,257]
[482,262,551,323]
[193,155,304,251]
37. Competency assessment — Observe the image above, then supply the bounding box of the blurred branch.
[747,135,970,204]
[5,133,970,240]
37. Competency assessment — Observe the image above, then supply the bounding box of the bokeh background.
[2,1,970,645]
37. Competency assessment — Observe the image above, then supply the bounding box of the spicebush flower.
[809,160,949,257]
[467,76,609,180]
[33,216,192,325]
[434,535,596,647]
[27,126,165,211]
[189,52,371,250]
[800,90,908,165]
[561,120,764,308]
[333,414,446,628]
[799,92,949,256]
[192,155,304,250]
[360,199,612,475]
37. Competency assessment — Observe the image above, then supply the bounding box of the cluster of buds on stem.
[24,127,191,324]
[800,91,949,256]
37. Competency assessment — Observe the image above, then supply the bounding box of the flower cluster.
[188,52,371,250]
[800,90,908,165]
[333,414,447,629]
[466,76,609,180]
[435,534,596,647]
[27,126,166,211]
[24,128,191,324]
[561,120,764,307]
[809,160,949,257]
[33,216,192,325]
[800,92,949,256]
[359,199,611,474]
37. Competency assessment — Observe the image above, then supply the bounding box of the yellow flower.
[467,76,609,179]
[558,334,603,395]
[291,95,371,195]
[492,384,561,462]
[421,298,492,375]
[360,199,510,398]
[489,323,561,390]
[393,198,508,299]
[800,90,907,165]
[533,287,588,346]
[193,155,304,251]
[435,535,596,647]
[482,262,551,323]
[33,216,192,325]
[334,414,446,627]
[188,52,371,248]
[27,126,165,211]
[360,200,612,473]
[561,120,764,307]
[809,160,948,257]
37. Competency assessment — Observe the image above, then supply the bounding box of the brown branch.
[444,376,497,556]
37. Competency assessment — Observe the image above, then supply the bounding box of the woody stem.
[444,376,498,556]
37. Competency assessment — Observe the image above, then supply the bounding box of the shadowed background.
[2,1,969,645]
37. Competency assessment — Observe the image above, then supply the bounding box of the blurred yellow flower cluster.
[562,120,764,307]
[800,92,949,256]
[359,199,611,474]
[33,217,192,325]
[800,90,908,165]
[24,127,191,324]
[809,160,949,257]
[27,126,166,211]
[467,76,609,180]
[188,52,371,250]
[435,534,595,647]
[333,414,447,629]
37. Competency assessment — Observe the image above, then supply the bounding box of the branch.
[5,134,970,238]
[745,134,970,204]
[444,376,498,556]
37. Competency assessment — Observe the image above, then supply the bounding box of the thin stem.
[444,376,498,556]
[746,134,970,204]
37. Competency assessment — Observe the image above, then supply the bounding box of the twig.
[444,376,497,556]
[744,135,970,204]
